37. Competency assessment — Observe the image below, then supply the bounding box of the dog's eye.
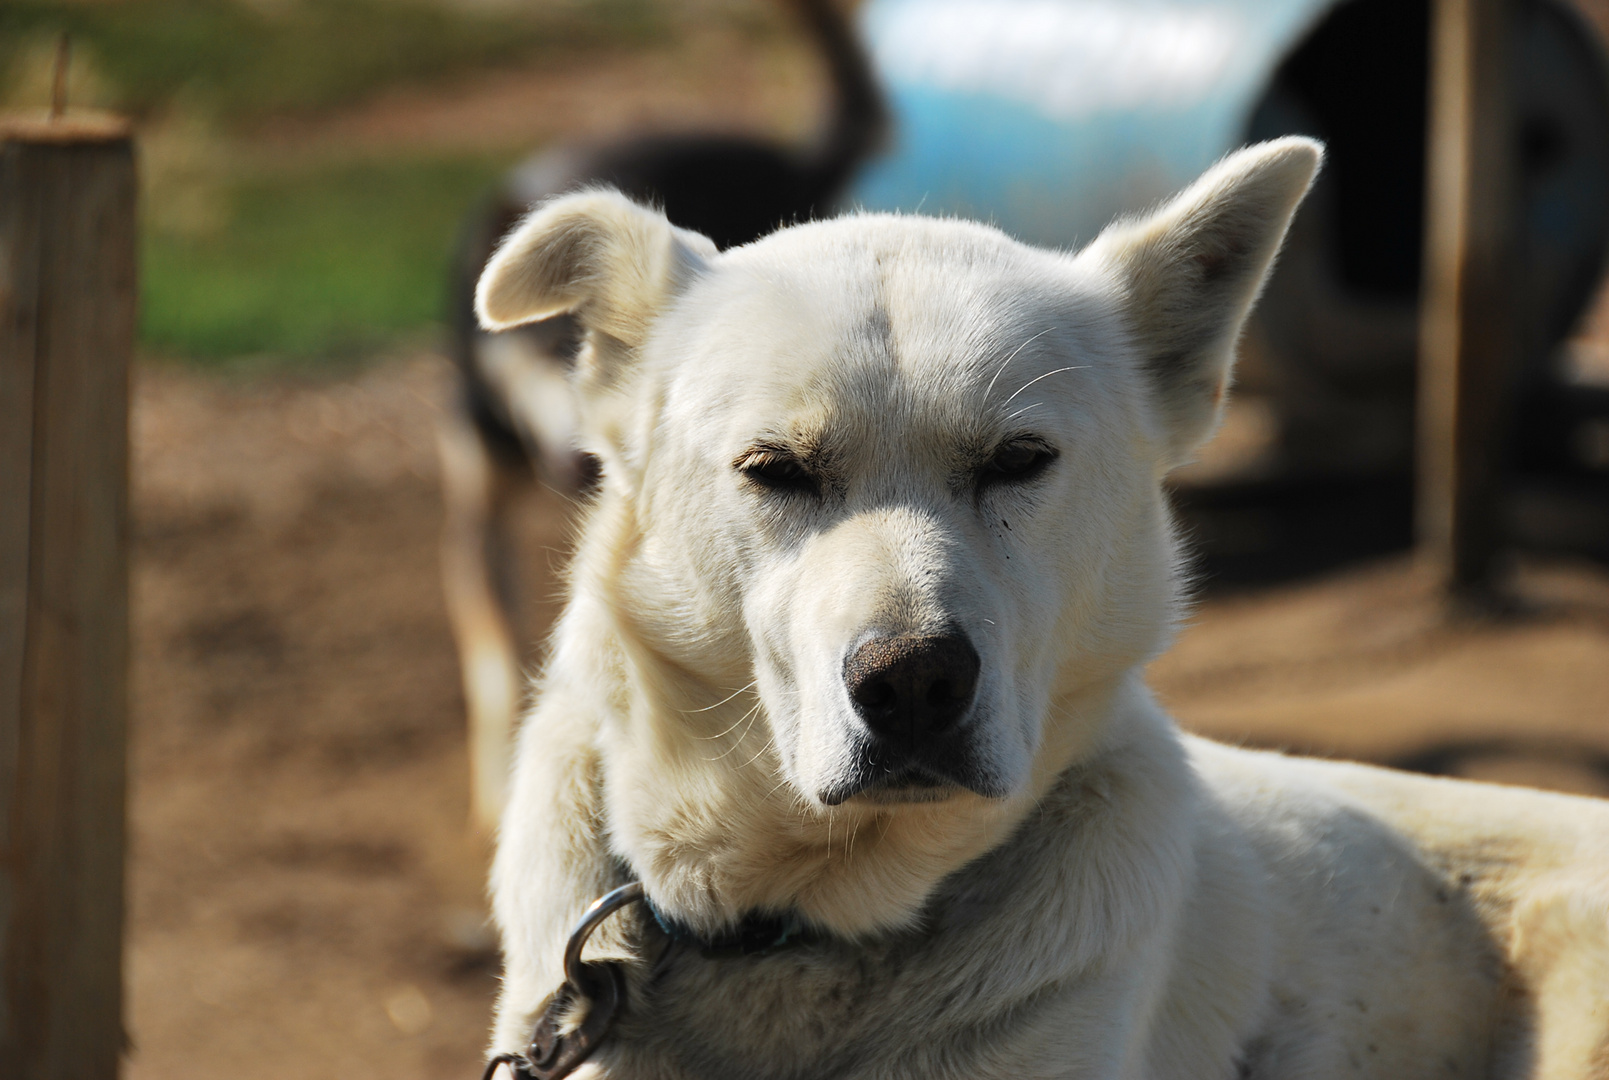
[736,450,818,495]
[982,439,1057,487]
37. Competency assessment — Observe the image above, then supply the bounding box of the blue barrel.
[852,0,1331,245]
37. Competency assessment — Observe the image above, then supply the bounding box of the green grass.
[0,0,665,363]
[1,0,659,121]
[0,0,682,365]
[141,154,513,362]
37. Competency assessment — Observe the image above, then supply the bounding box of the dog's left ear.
[1085,137,1322,468]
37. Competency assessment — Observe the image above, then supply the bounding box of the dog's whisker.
[1005,402,1046,422]
[696,704,760,744]
[982,327,1056,404]
[736,734,776,772]
[1001,366,1088,409]
[736,700,765,741]
[704,702,765,760]
[700,720,756,753]
[682,681,758,715]
[701,701,761,758]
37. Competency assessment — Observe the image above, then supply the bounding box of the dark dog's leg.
[438,405,527,833]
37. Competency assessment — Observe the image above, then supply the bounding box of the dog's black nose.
[844,632,980,741]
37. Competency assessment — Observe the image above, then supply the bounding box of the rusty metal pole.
[1418,0,1521,604]
[0,109,136,1080]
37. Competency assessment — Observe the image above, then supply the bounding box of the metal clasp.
[482,882,646,1080]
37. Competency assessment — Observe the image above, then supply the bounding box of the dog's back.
[1190,739,1609,1078]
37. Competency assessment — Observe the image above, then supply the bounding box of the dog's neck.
[584,598,1171,940]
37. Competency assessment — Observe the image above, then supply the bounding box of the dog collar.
[644,895,816,957]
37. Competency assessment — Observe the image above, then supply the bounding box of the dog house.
[849,0,1609,478]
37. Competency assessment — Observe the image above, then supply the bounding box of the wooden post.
[1,111,136,1080]
[1418,0,1520,602]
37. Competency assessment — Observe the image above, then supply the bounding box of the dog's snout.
[844,632,981,741]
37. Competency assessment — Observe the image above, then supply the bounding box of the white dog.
[474,138,1609,1079]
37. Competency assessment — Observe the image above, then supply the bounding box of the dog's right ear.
[475,189,717,384]
[1083,137,1321,469]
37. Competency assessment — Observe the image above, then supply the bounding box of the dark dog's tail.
[791,0,889,195]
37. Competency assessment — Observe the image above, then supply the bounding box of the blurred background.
[1,0,826,365]
[5,1,1609,1077]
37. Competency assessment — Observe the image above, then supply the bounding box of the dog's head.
[479,139,1319,935]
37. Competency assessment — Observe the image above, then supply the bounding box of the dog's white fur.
[476,138,1609,1079]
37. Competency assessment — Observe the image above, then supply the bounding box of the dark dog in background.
[440,0,887,830]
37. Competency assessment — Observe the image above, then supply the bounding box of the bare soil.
[1154,560,1609,798]
[130,356,527,1080]
[126,355,1609,1080]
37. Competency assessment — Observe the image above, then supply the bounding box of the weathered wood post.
[1,109,136,1079]
[1418,0,1520,603]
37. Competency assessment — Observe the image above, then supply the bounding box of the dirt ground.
[129,357,509,1080]
[125,355,1609,1080]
